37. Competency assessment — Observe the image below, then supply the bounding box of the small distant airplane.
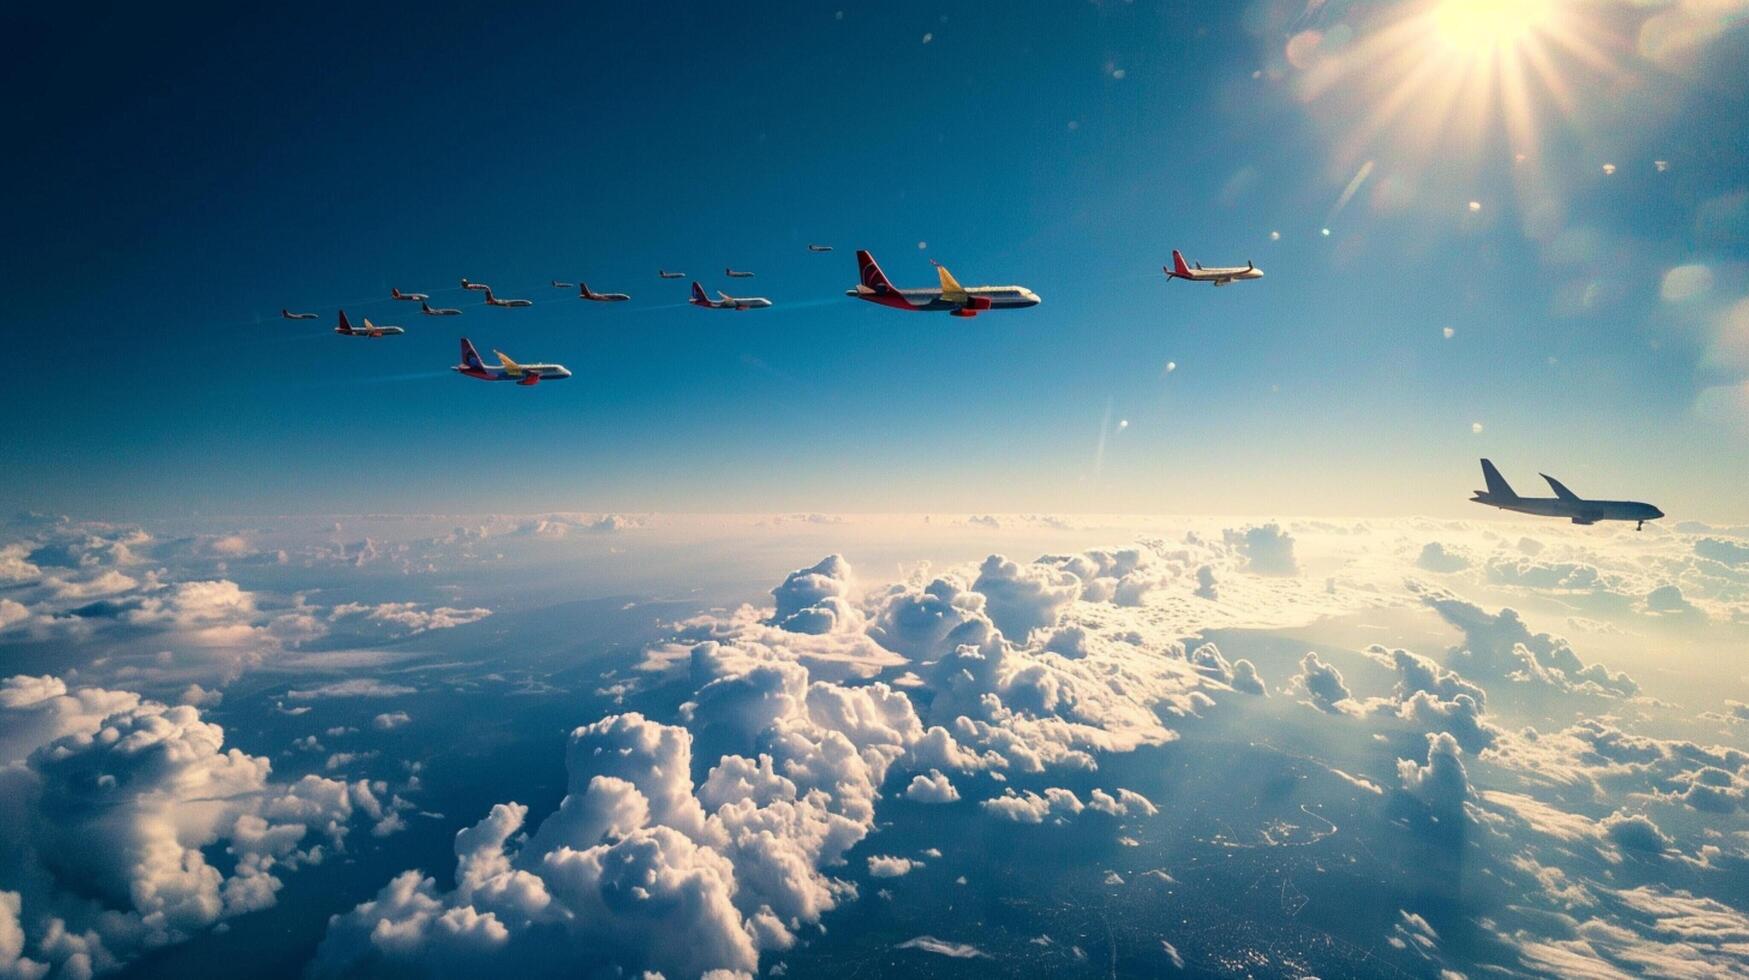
[421,300,462,317]
[808,244,834,253]
[579,282,630,302]
[551,280,574,289]
[690,281,771,310]
[725,267,756,278]
[482,287,533,308]
[847,250,1040,317]
[658,270,687,279]
[335,310,404,338]
[391,288,428,302]
[1471,459,1664,530]
[282,309,319,320]
[452,338,571,386]
[1164,250,1264,287]
[460,278,490,292]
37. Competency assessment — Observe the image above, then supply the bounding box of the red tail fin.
[337,310,355,334]
[459,337,485,371]
[856,250,894,292]
[1170,250,1192,277]
[579,282,592,299]
[690,281,709,305]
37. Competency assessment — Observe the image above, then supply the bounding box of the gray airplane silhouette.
[1471,459,1663,530]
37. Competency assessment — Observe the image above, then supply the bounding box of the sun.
[1294,0,1618,169]
[1431,0,1558,56]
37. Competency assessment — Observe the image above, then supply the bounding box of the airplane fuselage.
[846,284,1041,312]
[337,326,405,337]
[1470,493,1663,527]
[1170,267,1265,286]
[452,364,571,383]
[696,297,771,310]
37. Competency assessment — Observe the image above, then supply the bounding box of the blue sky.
[4,0,1746,519]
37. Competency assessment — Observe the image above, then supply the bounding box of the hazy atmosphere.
[3,2,1748,978]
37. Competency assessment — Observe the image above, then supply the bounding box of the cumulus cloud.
[1397,732,1472,818]
[970,555,1081,641]
[1227,524,1298,576]
[0,676,386,975]
[1416,541,1470,573]
[1419,591,1637,697]
[903,769,960,803]
[867,855,919,878]
[1290,652,1355,714]
[318,640,930,977]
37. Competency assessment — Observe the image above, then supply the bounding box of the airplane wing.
[1541,474,1582,502]
[932,261,968,304]
[494,350,522,374]
[517,373,541,386]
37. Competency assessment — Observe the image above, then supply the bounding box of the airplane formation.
[283,245,1662,526]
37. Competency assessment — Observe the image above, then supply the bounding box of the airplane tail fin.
[856,250,895,292]
[1480,459,1516,499]
[1170,250,1193,278]
[336,310,355,334]
[690,281,709,305]
[579,282,591,299]
[459,337,485,371]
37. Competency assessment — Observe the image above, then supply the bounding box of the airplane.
[1471,459,1664,530]
[846,250,1040,317]
[690,281,771,310]
[1163,250,1263,287]
[335,310,404,338]
[282,309,319,320]
[808,244,834,253]
[452,338,571,386]
[579,282,631,302]
[421,300,462,316]
[460,278,490,292]
[551,280,574,289]
[391,288,428,302]
[658,269,687,279]
[725,267,756,278]
[482,287,533,308]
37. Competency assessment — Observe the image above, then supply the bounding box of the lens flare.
[1295,0,1619,170]
[1431,0,1555,56]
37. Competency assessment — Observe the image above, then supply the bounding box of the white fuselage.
[1175,267,1264,286]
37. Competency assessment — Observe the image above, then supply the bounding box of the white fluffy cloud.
[0,676,385,975]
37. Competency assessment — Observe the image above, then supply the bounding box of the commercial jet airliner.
[420,300,462,316]
[282,309,319,320]
[725,267,755,278]
[579,282,631,302]
[1163,250,1264,287]
[390,288,428,301]
[1471,459,1663,530]
[690,282,771,310]
[482,288,533,308]
[334,310,404,338]
[846,250,1039,317]
[658,269,686,279]
[452,338,571,385]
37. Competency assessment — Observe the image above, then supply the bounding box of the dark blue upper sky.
[5,0,1746,519]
